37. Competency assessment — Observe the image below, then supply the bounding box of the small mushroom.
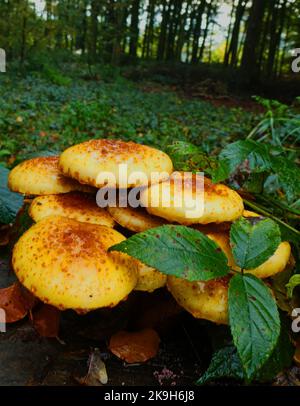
[134,262,167,293]
[205,230,291,279]
[108,206,167,233]
[167,275,230,325]
[59,139,173,188]
[140,172,244,225]
[12,216,138,311]
[29,192,115,227]
[8,156,94,195]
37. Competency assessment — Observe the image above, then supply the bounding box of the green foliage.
[215,140,299,201]
[197,322,293,384]
[165,141,228,181]
[0,75,255,168]
[42,65,72,86]
[228,274,280,380]
[166,141,213,172]
[0,69,298,385]
[256,318,294,382]
[0,166,23,225]
[111,220,287,383]
[230,217,281,269]
[270,156,300,203]
[286,274,300,298]
[109,225,230,281]
[250,97,300,147]
[217,139,272,181]
[197,346,244,385]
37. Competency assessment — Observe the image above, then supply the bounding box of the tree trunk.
[191,0,206,64]
[129,0,140,58]
[224,0,247,67]
[257,0,273,72]
[111,1,126,65]
[142,0,156,59]
[240,0,267,83]
[165,0,182,60]
[90,0,99,62]
[20,2,28,68]
[266,0,287,78]
[223,0,235,66]
[199,0,215,61]
[175,0,190,61]
[157,1,171,60]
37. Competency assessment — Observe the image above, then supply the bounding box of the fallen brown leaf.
[76,348,108,386]
[109,328,160,364]
[0,282,35,323]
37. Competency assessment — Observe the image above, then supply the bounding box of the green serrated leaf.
[230,217,281,269]
[228,273,280,380]
[165,141,208,172]
[197,320,293,384]
[0,165,23,224]
[256,316,294,382]
[270,156,300,203]
[109,225,230,281]
[218,140,272,181]
[196,346,244,385]
[165,141,224,180]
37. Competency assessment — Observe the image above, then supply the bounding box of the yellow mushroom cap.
[207,231,291,279]
[8,156,94,195]
[134,262,167,292]
[12,216,138,311]
[29,192,115,227]
[59,139,173,188]
[108,206,167,233]
[140,173,244,225]
[167,275,229,324]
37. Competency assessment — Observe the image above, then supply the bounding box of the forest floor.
[0,72,261,168]
[2,71,299,386]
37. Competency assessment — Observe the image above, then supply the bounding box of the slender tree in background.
[240,0,267,83]
[224,0,248,67]
[199,0,217,61]
[266,0,288,78]
[129,0,140,58]
[142,0,156,58]
[157,1,171,60]
[191,0,206,64]
[0,0,299,82]
[90,0,99,62]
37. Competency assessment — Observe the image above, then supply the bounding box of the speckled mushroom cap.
[29,193,115,227]
[134,262,167,292]
[140,172,244,225]
[8,156,94,195]
[59,139,173,188]
[12,216,138,311]
[108,206,167,233]
[207,230,291,279]
[167,276,229,325]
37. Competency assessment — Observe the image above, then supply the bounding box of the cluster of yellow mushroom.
[8,139,291,323]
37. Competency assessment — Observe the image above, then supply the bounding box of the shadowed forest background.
[1,0,300,94]
[0,0,299,165]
